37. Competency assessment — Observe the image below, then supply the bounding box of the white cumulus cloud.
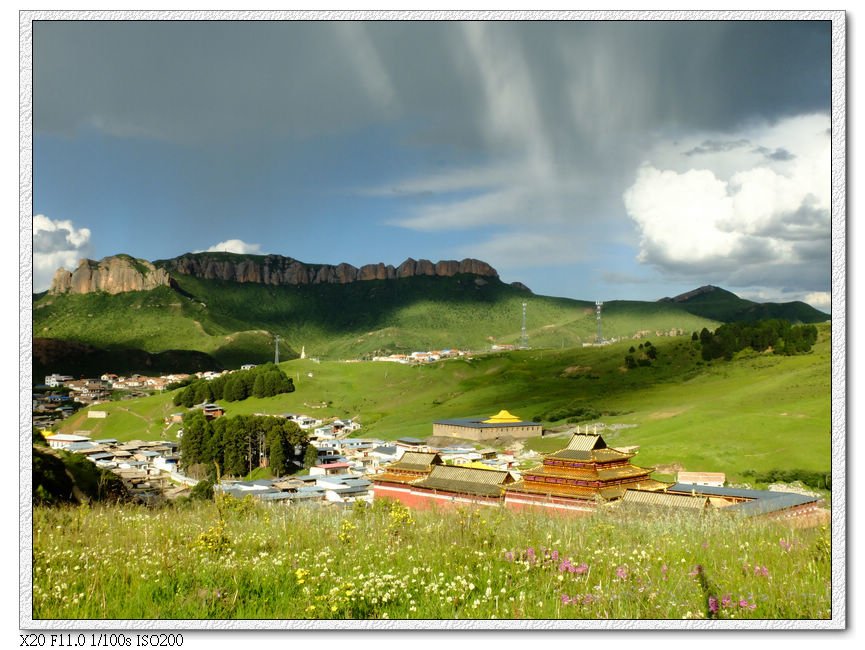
[198,239,264,255]
[33,214,93,292]
[623,114,830,293]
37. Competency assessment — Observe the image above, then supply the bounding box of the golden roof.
[482,410,522,424]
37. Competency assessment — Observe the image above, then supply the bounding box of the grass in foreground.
[32,499,831,620]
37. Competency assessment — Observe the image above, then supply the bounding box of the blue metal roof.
[666,483,819,516]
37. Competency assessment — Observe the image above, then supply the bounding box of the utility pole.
[520,302,528,349]
[595,301,604,344]
[274,334,280,365]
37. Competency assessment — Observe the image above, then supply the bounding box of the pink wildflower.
[754,565,769,577]
[616,565,628,580]
[575,562,588,575]
[779,539,793,552]
[721,594,732,608]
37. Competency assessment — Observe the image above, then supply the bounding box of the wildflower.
[615,565,628,580]
[779,539,793,552]
[504,551,514,562]
[708,596,719,614]
[688,564,703,578]
[661,564,668,580]
[561,594,571,605]
[754,565,769,577]
[575,562,588,575]
[721,594,733,609]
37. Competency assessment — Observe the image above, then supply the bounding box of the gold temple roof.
[482,410,522,424]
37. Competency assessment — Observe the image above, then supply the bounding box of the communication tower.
[520,302,528,349]
[595,301,604,344]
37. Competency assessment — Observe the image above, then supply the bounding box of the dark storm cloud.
[684,139,752,156]
[34,20,831,146]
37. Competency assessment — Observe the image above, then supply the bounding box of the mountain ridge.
[48,252,503,295]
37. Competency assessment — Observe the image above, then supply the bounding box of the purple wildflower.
[779,539,793,552]
[582,594,595,605]
[526,547,536,562]
[708,596,719,614]
[721,594,732,609]
[561,594,571,605]
[575,562,588,575]
[616,565,628,580]
[754,565,769,577]
[551,550,559,562]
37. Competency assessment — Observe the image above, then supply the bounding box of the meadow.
[57,324,832,483]
[31,498,831,621]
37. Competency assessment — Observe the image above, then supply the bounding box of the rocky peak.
[49,255,172,295]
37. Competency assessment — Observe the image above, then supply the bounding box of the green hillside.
[662,286,829,323]
[33,274,718,368]
[58,323,832,483]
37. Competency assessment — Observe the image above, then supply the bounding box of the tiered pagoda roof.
[505,432,669,502]
[373,451,443,485]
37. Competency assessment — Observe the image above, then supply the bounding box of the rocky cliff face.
[160,253,499,286]
[49,256,172,295]
[47,252,500,295]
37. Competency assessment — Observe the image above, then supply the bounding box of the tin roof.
[665,483,819,516]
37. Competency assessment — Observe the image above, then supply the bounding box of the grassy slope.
[33,275,718,367]
[59,324,831,482]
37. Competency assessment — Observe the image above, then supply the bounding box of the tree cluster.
[741,468,831,491]
[172,363,295,408]
[180,411,309,478]
[624,340,657,369]
[695,320,818,361]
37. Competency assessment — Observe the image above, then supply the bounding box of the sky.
[30,19,834,311]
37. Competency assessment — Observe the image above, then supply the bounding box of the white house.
[43,433,91,450]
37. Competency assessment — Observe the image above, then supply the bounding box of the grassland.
[31,498,831,620]
[57,323,831,483]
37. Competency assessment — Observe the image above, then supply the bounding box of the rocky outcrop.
[49,255,172,295]
[160,253,499,287]
[48,252,501,295]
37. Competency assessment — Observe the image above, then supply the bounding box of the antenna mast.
[595,301,604,344]
[520,302,528,349]
[274,334,280,365]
